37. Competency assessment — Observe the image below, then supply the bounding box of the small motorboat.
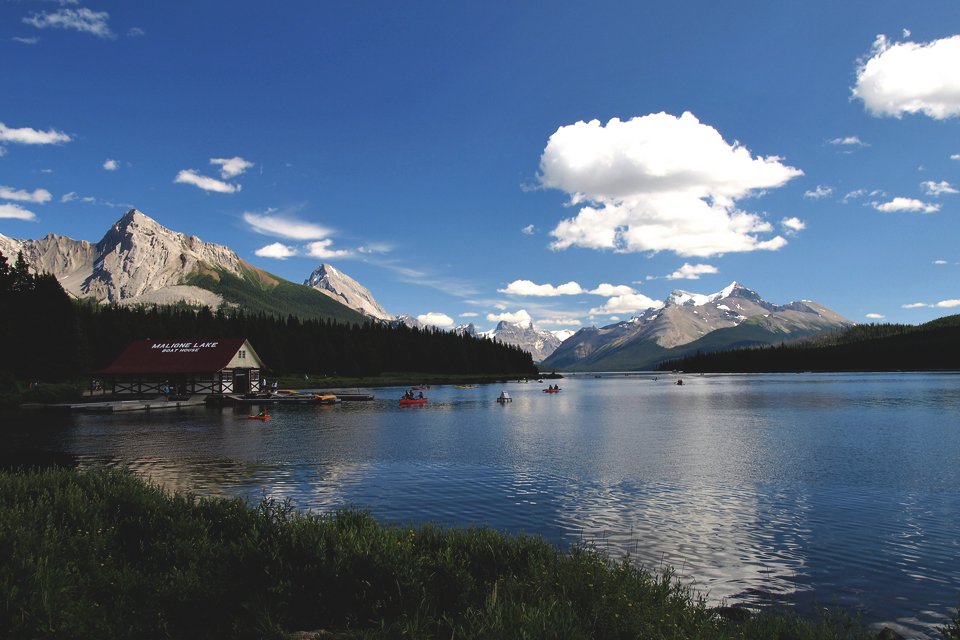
[399,397,428,406]
[496,391,512,403]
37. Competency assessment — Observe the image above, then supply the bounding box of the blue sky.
[2,1,959,332]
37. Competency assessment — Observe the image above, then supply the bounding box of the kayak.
[248,414,271,421]
[399,398,428,406]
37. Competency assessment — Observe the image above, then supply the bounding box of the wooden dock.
[59,396,208,413]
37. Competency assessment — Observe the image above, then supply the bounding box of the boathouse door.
[233,369,249,394]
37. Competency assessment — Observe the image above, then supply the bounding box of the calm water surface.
[8,373,960,637]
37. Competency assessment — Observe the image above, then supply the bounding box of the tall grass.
[0,467,890,638]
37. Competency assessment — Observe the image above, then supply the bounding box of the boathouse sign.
[151,341,220,353]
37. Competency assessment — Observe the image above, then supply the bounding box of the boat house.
[100,338,266,396]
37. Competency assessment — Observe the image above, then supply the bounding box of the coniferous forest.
[0,253,537,383]
[657,315,960,373]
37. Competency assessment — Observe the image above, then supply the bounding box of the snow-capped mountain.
[305,263,393,321]
[543,282,852,371]
[454,323,477,337]
[481,320,564,363]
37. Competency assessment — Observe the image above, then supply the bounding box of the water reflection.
[6,373,960,638]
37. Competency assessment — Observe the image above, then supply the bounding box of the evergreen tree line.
[657,316,960,373]
[0,252,537,382]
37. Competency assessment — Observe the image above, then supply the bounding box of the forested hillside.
[657,316,960,372]
[0,253,537,382]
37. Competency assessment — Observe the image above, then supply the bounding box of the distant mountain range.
[479,321,564,363]
[542,282,852,371]
[0,209,364,324]
[0,210,853,369]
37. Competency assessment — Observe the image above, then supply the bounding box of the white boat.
[496,391,512,403]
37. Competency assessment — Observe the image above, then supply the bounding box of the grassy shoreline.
[4,467,949,639]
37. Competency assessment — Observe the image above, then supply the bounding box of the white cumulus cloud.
[0,203,36,220]
[865,313,885,320]
[589,293,662,315]
[0,186,52,204]
[666,263,718,280]
[589,283,636,296]
[211,156,254,179]
[804,185,833,199]
[781,217,806,233]
[23,7,114,39]
[254,242,297,259]
[0,121,71,145]
[103,159,118,171]
[417,312,455,329]
[243,212,332,240]
[539,112,802,258]
[921,180,958,196]
[306,239,352,259]
[486,309,533,327]
[498,279,637,297]
[521,224,535,235]
[827,136,868,147]
[853,34,960,119]
[499,280,584,296]
[873,197,940,213]
[174,169,240,194]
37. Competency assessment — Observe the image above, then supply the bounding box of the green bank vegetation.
[4,467,953,639]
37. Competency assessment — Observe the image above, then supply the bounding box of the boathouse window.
[239,350,246,359]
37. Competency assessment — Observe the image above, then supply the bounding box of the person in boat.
[417,391,424,399]
[256,409,266,417]
[676,379,683,386]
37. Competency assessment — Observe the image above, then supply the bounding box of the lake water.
[6,372,960,637]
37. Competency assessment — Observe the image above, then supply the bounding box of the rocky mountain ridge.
[0,209,247,305]
[543,282,852,371]
[0,209,365,323]
[305,263,393,321]
[481,320,563,363]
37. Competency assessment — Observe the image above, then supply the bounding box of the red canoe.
[399,398,428,406]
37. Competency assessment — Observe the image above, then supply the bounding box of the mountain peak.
[305,263,392,321]
[116,208,157,228]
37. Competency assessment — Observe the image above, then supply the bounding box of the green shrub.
[0,467,912,639]
[19,382,82,404]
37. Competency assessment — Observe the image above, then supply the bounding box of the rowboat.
[399,397,428,406]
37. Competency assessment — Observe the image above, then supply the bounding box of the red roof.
[100,338,260,374]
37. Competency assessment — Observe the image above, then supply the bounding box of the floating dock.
[58,396,208,413]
